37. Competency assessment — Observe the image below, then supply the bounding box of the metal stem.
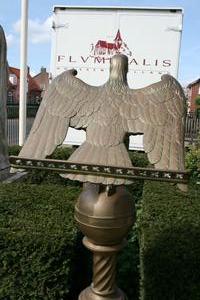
[92,253,117,296]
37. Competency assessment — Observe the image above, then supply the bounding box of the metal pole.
[75,184,135,300]
[19,0,29,146]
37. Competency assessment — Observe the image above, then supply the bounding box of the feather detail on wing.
[19,69,100,159]
[120,75,186,171]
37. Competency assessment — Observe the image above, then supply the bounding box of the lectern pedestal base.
[79,286,126,300]
[75,184,135,300]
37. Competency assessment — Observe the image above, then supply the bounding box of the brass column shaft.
[92,253,116,295]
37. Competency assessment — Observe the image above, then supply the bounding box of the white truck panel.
[51,6,183,150]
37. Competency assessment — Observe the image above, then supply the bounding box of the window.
[9,74,17,85]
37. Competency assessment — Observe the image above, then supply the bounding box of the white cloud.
[6,33,15,47]
[14,16,52,44]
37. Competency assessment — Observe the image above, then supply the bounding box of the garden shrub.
[0,181,145,300]
[117,225,140,300]
[128,151,149,168]
[8,145,73,161]
[116,177,147,300]
[6,147,149,299]
[0,183,83,300]
[6,145,200,299]
[48,146,74,161]
[8,146,77,186]
[8,145,21,156]
[185,138,200,182]
[8,145,147,167]
[138,181,200,300]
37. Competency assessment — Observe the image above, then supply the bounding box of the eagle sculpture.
[19,54,186,185]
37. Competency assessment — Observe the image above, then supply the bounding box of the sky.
[0,0,200,85]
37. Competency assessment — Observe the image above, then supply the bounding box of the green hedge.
[0,183,83,300]
[8,145,22,156]
[8,145,74,161]
[8,146,76,186]
[6,145,200,299]
[8,145,148,167]
[5,146,149,299]
[185,139,200,182]
[139,181,200,300]
[0,182,144,300]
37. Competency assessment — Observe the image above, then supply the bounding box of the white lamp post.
[19,0,29,146]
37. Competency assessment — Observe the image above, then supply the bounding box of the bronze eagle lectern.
[19,54,186,300]
[19,54,186,184]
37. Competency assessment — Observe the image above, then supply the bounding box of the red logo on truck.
[56,29,172,73]
[90,30,132,57]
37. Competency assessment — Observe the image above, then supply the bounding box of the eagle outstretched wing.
[19,70,101,159]
[120,74,186,170]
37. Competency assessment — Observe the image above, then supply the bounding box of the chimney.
[41,67,46,73]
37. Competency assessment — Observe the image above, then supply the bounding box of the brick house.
[187,78,200,114]
[8,67,42,104]
[33,67,49,98]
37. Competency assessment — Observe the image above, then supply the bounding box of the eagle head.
[109,54,128,84]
